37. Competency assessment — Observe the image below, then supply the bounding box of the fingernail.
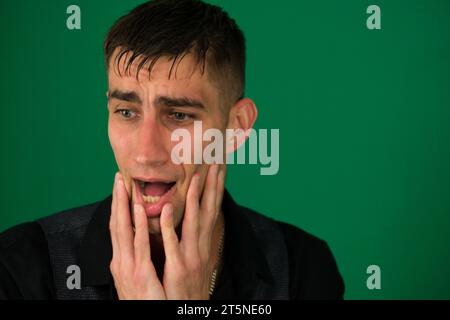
[115,172,123,184]
[162,203,173,217]
[118,175,125,188]
[134,203,141,215]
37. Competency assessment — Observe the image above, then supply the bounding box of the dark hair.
[104,0,246,106]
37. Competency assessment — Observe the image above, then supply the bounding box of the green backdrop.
[1,0,449,299]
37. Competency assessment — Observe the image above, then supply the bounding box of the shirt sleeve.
[278,221,345,300]
[0,222,54,300]
[0,259,23,299]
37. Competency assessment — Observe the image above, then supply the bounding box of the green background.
[1,0,449,299]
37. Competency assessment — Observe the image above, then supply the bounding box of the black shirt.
[0,191,345,300]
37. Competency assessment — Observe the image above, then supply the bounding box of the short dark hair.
[104,0,246,108]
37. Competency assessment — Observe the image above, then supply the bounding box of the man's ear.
[226,98,258,154]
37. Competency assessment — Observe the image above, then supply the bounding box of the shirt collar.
[79,190,274,298]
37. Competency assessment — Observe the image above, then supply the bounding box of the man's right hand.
[109,173,167,299]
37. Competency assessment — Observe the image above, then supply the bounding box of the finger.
[200,164,219,232]
[116,173,135,262]
[133,203,151,265]
[160,203,181,263]
[181,173,201,255]
[215,166,226,215]
[110,173,120,259]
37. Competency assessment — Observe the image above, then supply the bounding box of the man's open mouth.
[137,180,176,204]
[133,178,176,217]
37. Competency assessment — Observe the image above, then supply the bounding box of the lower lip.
[134,181,176,218]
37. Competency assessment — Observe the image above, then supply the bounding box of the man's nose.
[133,117,170,167]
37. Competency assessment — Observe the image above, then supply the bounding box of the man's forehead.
[107,49,218,102]
[109,48,206,81]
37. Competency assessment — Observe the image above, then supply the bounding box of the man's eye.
[170,112,192,122]
[116,109,136,119]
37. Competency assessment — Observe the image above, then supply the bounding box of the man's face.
[107,50,228,234]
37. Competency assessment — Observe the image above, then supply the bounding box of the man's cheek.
[109,122,130,152]
[111,137,132,169]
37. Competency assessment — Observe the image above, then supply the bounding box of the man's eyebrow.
[108,90,142,104]
[155,96,206,110]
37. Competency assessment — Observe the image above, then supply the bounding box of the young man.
[0,0,344,299]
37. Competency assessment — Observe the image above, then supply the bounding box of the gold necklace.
[209,228,225,296]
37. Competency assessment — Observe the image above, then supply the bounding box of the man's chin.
[147,217,162,235]
[130,208,162,234]
[129,196,183,235]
